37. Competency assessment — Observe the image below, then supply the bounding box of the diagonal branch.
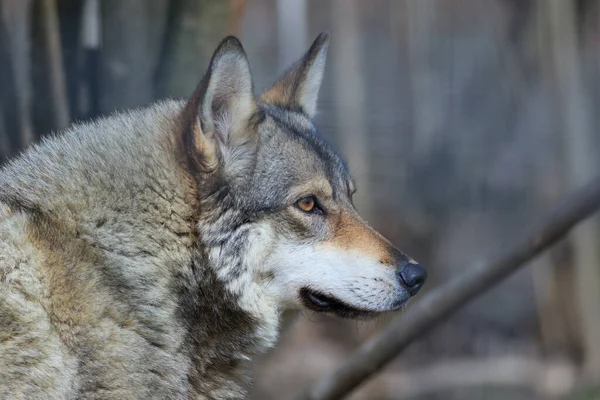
[303,175,600,400]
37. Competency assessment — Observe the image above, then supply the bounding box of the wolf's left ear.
[260,32,329,117]
[182,36,257,173]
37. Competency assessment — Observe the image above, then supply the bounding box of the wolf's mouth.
[299,287,381,319]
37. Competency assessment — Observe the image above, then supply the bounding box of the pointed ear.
[181,36,258,173]
[260,32,329,117]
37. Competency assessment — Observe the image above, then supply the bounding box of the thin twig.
[304,175,600,400]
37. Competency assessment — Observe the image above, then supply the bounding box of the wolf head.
[179,33,426,319]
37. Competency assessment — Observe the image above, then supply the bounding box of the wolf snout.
[397,261,427,296]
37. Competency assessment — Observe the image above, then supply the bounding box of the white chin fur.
[264,242,410,313]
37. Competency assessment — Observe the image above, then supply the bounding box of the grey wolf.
[0,33,426,399]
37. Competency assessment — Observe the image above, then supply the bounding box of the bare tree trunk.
[1,0,35,148]
[0,105,9,161]
[156,0,229,100]
[531,251,576,353]
[407,0,442,157]
[228,0,246,36]
[40,0,70,129]
[542,0,600,382]
[0,1,15,159]
[276,0,307,70]
[331,0,372,221]
[80,0,100,118]
[100,0,169,112]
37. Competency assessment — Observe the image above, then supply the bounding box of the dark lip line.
[299,287,406,319]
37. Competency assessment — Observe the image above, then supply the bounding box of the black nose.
[398,262,427,296]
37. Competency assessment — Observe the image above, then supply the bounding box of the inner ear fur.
[180,36,258,174]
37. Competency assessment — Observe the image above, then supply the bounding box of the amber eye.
[295,196,322,214]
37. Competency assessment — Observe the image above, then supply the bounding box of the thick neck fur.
[0,101,279,398]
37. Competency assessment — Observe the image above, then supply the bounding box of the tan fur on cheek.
[322,213,396,266]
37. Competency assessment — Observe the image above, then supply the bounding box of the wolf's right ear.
[181,36,257,174]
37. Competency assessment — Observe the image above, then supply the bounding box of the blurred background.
[1,0,600,399]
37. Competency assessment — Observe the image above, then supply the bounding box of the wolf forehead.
[252,104,353,198]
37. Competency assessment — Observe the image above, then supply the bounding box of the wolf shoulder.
[0,199,80,398]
